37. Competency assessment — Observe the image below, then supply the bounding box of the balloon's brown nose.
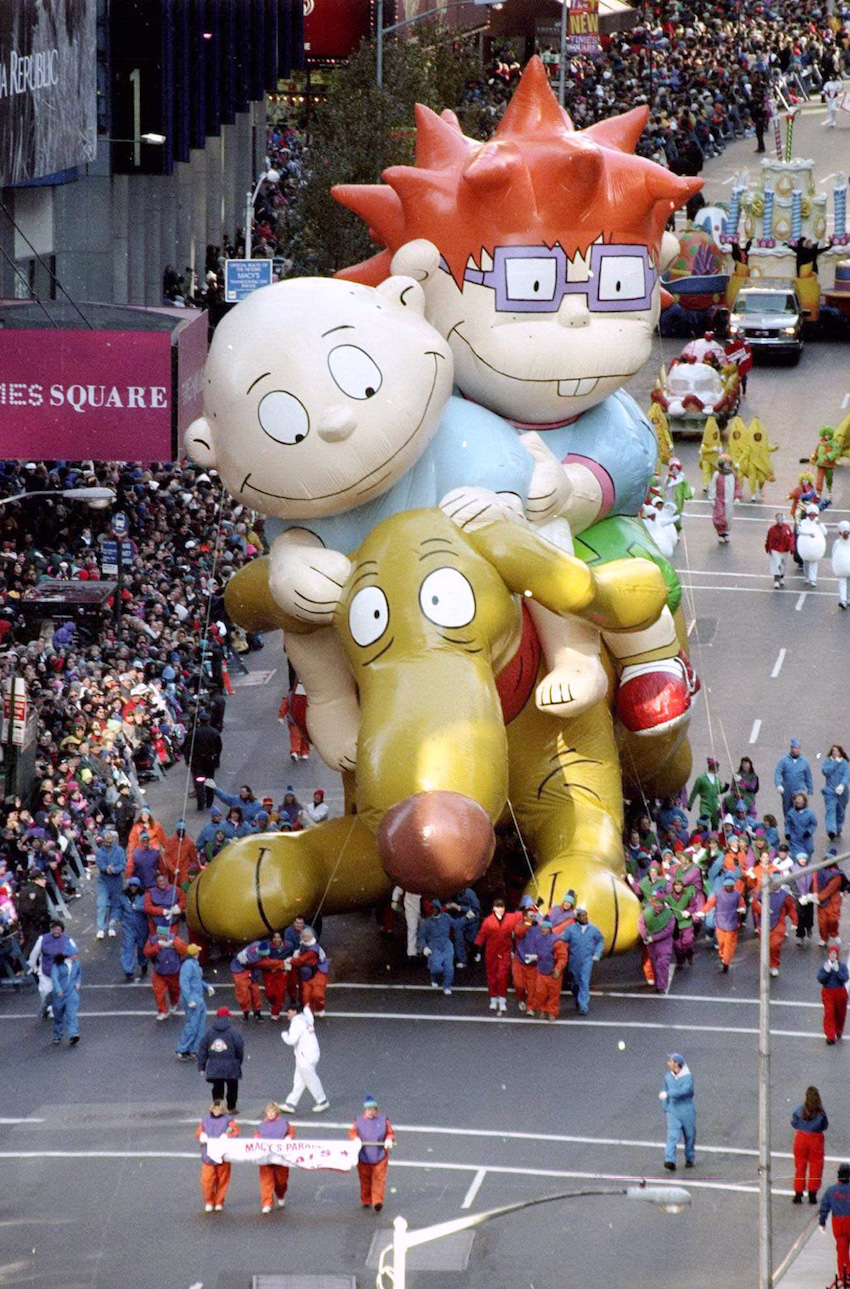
[377,791,496,897]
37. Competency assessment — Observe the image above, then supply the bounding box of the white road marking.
[842,392,850,410]
[0,1118,45,1124]
[749,719,762,745]
[795,593,807,611]
[685,568,840,585]
[2,1007,821,1038]
[678,584,832,598]
[461,1167,487,1209]
[233,668,277,687]
[687,618,696,637]
[0,1150,788,1198]
[771,648,786,678]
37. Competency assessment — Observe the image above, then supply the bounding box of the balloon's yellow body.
[189,510,690,954]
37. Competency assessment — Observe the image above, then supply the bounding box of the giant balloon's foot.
[525,860,640,955]
[187,817,391,942]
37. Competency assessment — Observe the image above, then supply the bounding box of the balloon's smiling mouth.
[448,323,633,394]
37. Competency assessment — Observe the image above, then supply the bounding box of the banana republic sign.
[0,0,97,185]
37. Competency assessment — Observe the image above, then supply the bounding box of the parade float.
[718,110,850,322]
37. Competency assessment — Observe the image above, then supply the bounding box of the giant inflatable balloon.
[333,56,702,740]
[189,507,674,952]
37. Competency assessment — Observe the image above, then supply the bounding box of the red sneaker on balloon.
[616,652,697,736]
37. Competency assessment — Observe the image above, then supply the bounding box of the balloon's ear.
[184,418,217,469]
[376,274,426,315]
[389,238,441,285]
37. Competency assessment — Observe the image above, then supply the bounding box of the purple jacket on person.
[257,1116,292,1141]
[523,925,558,974]
[198,1111,236,1165]
[713,887,743,931]
[40,932,78,977]
[355,1113,391,1165]
[131,846,161,889]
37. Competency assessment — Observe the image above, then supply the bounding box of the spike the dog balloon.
[334,57,703,737]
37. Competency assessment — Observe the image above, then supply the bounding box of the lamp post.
[244,169,281,260]
[376,1183,692,1288]
[757,848,849,1289]
[376,0,502,90]
[0,487,116,511]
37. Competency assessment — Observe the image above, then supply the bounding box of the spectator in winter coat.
[660,1053,695,1171]
[418,901,455,996]
[474,898,523,1014]
[196,1100,238,1212]
[819,1162,850,1283]
[120,877,149,981]
[255,1102,296,1213]
[561,909,604,1014]
[821,746,849,841]
[817,943,849,1045]
[144,927,187,1018]
[349,1095,396,1211]
[176,943,214,1058]
[300,789,328,829]
[775,739,813,826]
[197,1007,244,1111]
[814,856,844,944]
[94,827,126,939]
[50,951,81,1046]
[278,789,302,830]
[791,1086,828,1204]
[832,521,850,610]
[786,793,818,860]
[127,809,167,857]
[639,894,676,994]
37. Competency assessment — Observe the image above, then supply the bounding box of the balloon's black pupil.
[373,610,380,618]
[533,281,539,292]
[295,434,304,443]
[365,387,375,397]
[431,596,438,605]
[616,281,621,293]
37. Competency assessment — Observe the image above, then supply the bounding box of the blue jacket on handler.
[775,750,813,816]
[786,803,818,858]
[50,955,81,1041]
[820,1179,850,1224]
[662,1057,696,1166]
[120,879,148,976]
[197,1014,244,1081]
[560,917,603,1015]
[177,953,209,1056]
[418,904,455,991]
[822,756,850,838]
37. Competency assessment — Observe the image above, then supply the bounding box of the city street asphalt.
[3,101,850,1289]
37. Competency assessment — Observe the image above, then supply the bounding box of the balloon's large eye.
[419,568,475,628]
[327,345,383,400]
[258,391,310,444]
[504,256,558,302]
[596,254,647,304]
[348,586,389,647]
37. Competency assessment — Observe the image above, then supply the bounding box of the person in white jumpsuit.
[280,1003,329,1113]
[392,886,422,957]
[831,520,850,609]
[796,506,828,587]
[823,77,843,128]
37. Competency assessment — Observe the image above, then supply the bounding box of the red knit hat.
[216,1006,231,1018]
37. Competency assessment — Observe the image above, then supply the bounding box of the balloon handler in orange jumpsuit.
[814,854,844,945]
[230,938,271,1021]
[818,942,849,1045]
[143,924,187,1018]
[196,1100,238,1212]
[791,1086,828,1205]
[255,1102,296,1214]
[523,918,568,1020]
[475,898,523,1014]
[287,926,329,1017]
[752,884,798,978]
[349,1096,396,1211]
[698,876,745,972]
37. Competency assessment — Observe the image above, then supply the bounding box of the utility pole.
[558,0,568,107]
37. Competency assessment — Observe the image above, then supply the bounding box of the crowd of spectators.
[467,0,850,170]
[0,459,267,976]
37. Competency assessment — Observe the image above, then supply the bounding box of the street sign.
[111,510,129,537]
[100,538,136,574]
[225,259,273,303]
[1,678,28,747]
[567,0,599,53]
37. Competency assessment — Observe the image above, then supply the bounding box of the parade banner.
[206,1137,361,1172]
[567,0,599,54]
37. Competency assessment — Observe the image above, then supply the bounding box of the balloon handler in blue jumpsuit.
[660,1052,696,1171]
[176,943,215,1059]
[120,877,149,982]
[560,909,604,1015]
[51,952,81,1046]
[417,901,455,996]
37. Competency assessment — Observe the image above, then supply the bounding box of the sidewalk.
[778,1216,842,1288]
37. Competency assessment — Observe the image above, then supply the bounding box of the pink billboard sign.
[0,329,174,460]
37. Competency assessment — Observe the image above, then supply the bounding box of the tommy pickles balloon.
[334,57,703,739]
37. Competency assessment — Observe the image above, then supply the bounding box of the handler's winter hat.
[790,737,801,748]
[185,943,201,957]
[175,819,187,832]
[722,874,736,887]
[707,757,719,768]
[520,894,536,909]
[839,1163,850,1183]
[430,899,442,911]
[216,1006,231,1018]
[363,1095,378,1108]
[126,876,142,888]
[668,1052,685,1066]
[839,521,850,534]
[210,806,223,817]
[314,788,324,799]
[262,796,274,807]
[562,889,576,905]
[541,918,553,928]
